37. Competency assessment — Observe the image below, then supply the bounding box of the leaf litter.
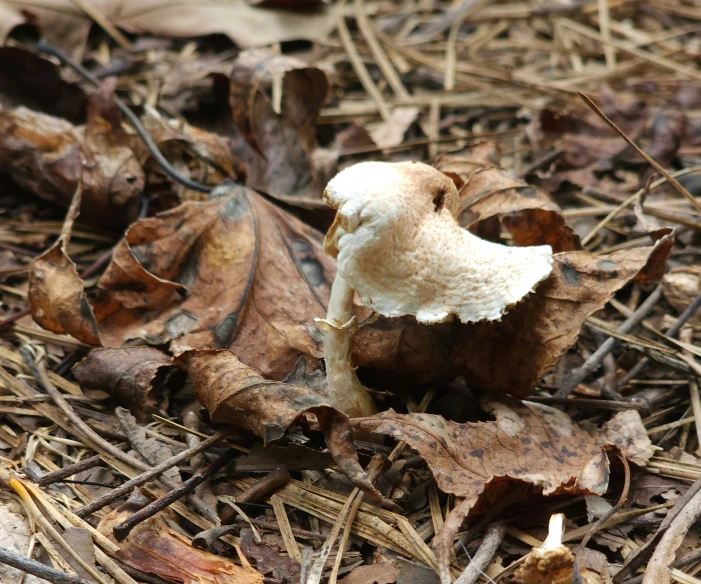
[0,3,699,584]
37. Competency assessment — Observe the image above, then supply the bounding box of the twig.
[67,0,132,49]
[574,454,630,579]
[220,468,292,524]
[0,545,88,584]
[644,478,701,584]
[36,40,213,194]
[454,522,505,584]
[554,285,663,398]
[614,475,701,582]
[618,291,701,388]
[35,455,102,486]
[112,448,237,541]
[336,0,391,120]
[74,432,222,518]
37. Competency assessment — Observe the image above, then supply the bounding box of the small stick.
[454,522,506,584]
[0,545,88,584]
[618,291,701,388]
[555,285,663,398]
[35,455,102,487]
[74,432,222,518]
[614,475,701,582]
[220,468,292,524]
[113,448,237,541]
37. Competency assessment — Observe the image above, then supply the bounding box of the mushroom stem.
[320,274,377,418]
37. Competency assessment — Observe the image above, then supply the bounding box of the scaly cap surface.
[324,161,553,324]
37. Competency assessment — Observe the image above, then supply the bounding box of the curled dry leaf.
[93,182,333,379]
[29,185,101,345]
[98,507,263,584]
[0,47,86,122]
[115,407,182,485]
[228,49,329,202]
[436,143,580,253]
[0,1,337,51]
[177,348,386,504]
[0,77,143,229]
[73,347,173,422]
[355,395,610,583]
[662,266,701,324]
[598,410,653,467]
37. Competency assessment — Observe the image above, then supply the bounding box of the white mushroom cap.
[324,161,553,325]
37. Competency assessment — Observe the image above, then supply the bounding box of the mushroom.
[317,161,554,418]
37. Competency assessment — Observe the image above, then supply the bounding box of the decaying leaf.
[28,185,101,345]
[662,266,701,324]
[177,348,386,504]
[0,1,337,51]
[0,47,86,122]
[98,506,263,584]
[115,407,182,485]
[227,49,329,201]
[0,490,41,584]
[0,78,143,228]
[355,394,611,581]
[73,347,174,422]
[93,182,333,380]
[597,410,653,467]
[240,528,301,583]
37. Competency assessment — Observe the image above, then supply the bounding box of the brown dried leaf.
[73,347,173,422]
[240,528,300,583]
[662,266,701,324]
[228,49,329,201]
[115,407,182,485]
[28,185,100,345]
[177,348,385,504]
[0,78,143,228]
[457,166,581,253]
[355,395,610,582]
[0,1,336,51]
[340,563,399,584]
[93,183,332,379]
[598,410,653,467]
[0,47,86,121]
[98,507,263,584]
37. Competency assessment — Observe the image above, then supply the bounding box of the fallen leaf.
[93,182,333,380]
[598,410,653,467]
[0,47,86,122]
[0,490,41,584]
[98,506,263,584]
[355,395,610,582]
[240,528,301,583]
[227,49,329,201]
[456,165,581,252]
[662,266,701,324]
[0,77,143,229]
[340,563,399,584]
[28,185,101,345]
[177,348,386,504]
[0,1,337,51]
[115,407,182,486]
[369,107,420,150]
[73,347,174,422]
